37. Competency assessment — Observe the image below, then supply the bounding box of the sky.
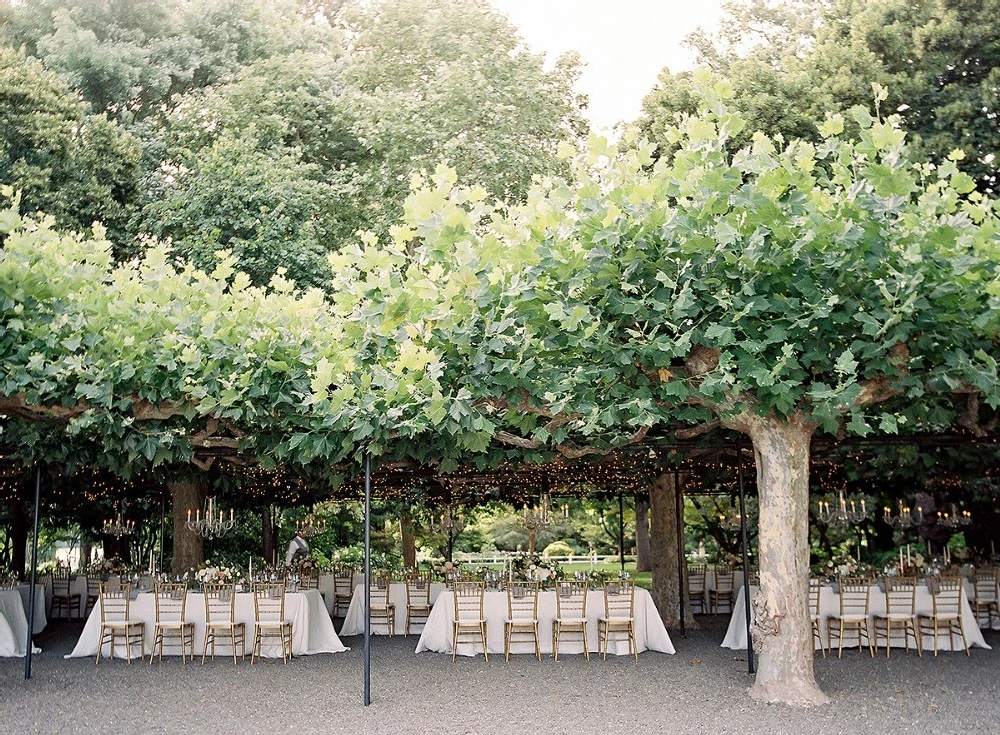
[491,1,727,133]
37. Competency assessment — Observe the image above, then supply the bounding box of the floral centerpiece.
[509,552,560,583]
[194,561,243,586]
[432,560,460,579]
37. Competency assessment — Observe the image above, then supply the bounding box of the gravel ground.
[2,617,998,735]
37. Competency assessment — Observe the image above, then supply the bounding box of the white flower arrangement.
[195,562,243,585]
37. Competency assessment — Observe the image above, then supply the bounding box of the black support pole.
[363,452,372,706]
[674,467,686,637]
[737,437,755,675]
[25,466,41,680]
[618,492,625,571]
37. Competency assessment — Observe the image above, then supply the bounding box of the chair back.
[837,577,871,616]
[507,581,538,620]
[687,566,706,592]
[153,582,188,623]
[973,571,998,603]
[298,570,320,590]
[746,567,760,586]
[554,580,588,619]
[715,569,735,593]
[452,581,485,622]
[406,576,431,607]
[808,578,823,616]
[86,576,103,597]
[369,577,391,607]
[253,582,286,623]
[53,572,73,597]
[204,583,237,624]
[928,576,962,616]
[99,583,133,623]
[883,576,917,615]
[333,567,354,596]
[603,579,635,619]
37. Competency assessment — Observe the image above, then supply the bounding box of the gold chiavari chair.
[710,568,736,615]
[917,576,969,656]
[971,570,999,629]
[96,583,145,664]
[51,571,82,619]
[405,575,433,635]
[252,582,293,664]
[687,566,706,614]
[809,578,826,657]
[202,583,246,665]
[826,577,874,658]
[873,576,921,658]
[504,581,540,661]
[149,582,195,664]
[452,581,488,662]
[85,576,102,617]
[369,576,396,637]
[598,579,636,660]
[552,580,589,661]
[332,567,354,618]
[298,569,320,591]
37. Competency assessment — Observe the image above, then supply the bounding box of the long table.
[415,588,675,657]
[722,584,991,652]
[0,589,41,657]
[16,584,47,634]
[67,589,347,660]
[340,581,446,636]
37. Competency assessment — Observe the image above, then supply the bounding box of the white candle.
[249,555,253,579]
[149,550,154,575]
[907,545,911,565]
[992,541,996,556]
[900,549,904,569]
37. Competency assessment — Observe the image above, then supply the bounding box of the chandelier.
[431,506,466,535]
[185,497,235,538]
[938,503,972,529]
[719,506,744,532]
[522,493,552,532]
[883,500,924,528]
[296,512,327,539]
[818,490,868,527]
[102,503,135,538]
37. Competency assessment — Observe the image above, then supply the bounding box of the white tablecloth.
[16,584,47,634]
[415,588,675,657]
[340,582,446,636]
[318,573,364,616]
[0,590,40,657]
[722,584,991,651]
[66,589,347,659]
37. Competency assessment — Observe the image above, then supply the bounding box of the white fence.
[451,552,635,566]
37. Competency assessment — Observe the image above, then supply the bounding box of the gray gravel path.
[2,618,997,735]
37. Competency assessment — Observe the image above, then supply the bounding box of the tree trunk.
[649,472,698,629]
[10,499,27,577]
[169,480,206,574]
[634,494,652,573]
[742,414,828,707]
[262,506,276,565]
[400,513,416,569]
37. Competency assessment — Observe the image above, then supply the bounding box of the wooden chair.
[85,576,102,617]
[971,570,999,629]
[51,572,82,619]
[405,575,433,635]
[202,583,246,665]
[598,580,637,660]
[710,568,735,615]
[452,581,488,662]
[332,567,354,618]
[917,576,969,656]
[298,569,320,591]
[687,566,707,614]
[368,577,395,637]
[552,580,589,661]
[826,577,874,657]
[96,583,145,664]
[252,582,293,664]
[809,578,826,657]
[873,576,921,658]
[149,582,195,664]
[504,581,540,661]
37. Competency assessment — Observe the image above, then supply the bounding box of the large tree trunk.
[649,472,698,629]
[400,513,416,569]
[634,494,651,573]
[169,480,206,574]
[262,506,278,566]
[10,499,27,577]
[741,414,828,707]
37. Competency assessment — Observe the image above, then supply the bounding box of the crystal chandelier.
[102,503,135,538]
[185,497,235,538]
[719,506,744,531]
[883,500,924,528]
[818,490,868,527]
[522,493,552,532]
[431,505,466,535]
[296,512,327,539]
[938,503,972,529]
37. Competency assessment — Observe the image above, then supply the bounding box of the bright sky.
[491,0,727,133]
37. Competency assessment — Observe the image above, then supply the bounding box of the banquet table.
[318,573,364,617]
[66,589,348,659]
[15,584,48,634]
[0,589,40,657]
[340,581,446,636]
[415,587,676,657]
[721,584,991,652]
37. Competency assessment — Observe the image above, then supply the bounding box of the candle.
[230,508,234,522]
[907,545,911,565]
[187,509,191,522]
[249,555,253,579]
[900,549,904,569]
[992,541,996,556]
[149,550,154,575]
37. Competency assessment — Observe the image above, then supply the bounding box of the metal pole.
[25,466,41,680]
[674,467,686,637]
[618,492,625,571]
[363,452,372,706]
[737,437,755,675]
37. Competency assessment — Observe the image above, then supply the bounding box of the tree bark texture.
[9,499,27,577]
[262,506,277,565]
[169,480,206,574]
[634,494,652,572]
[648,473,698,629]
[400,513,416,569]
[740,414,829,707]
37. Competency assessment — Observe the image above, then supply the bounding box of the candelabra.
[522,493,552,532]
[185,497,235,538]
[882,500,924,528]
[818,490,868,527]
[431,506,466,535]
[719,506,744,531]
[296,513,327,538]
[938,503,972,529]
[102,503,135,538]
